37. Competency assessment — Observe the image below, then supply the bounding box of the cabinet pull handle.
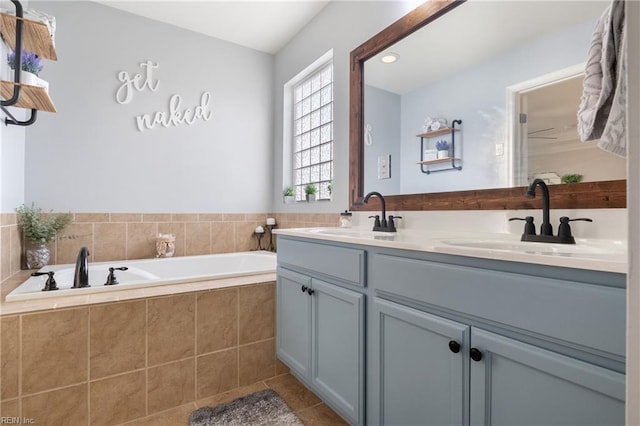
[448,340,461,353]
[470,348,483,362]
[301,285,308,293]
[307,288,315,295]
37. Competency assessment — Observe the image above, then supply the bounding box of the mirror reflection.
[363,0,625,196]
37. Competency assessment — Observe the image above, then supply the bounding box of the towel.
[577,0,626,157]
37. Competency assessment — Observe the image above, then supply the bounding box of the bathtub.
[6,251,276,302]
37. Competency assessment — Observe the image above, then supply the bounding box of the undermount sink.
[308,227,397,240]
[438,238,623,256]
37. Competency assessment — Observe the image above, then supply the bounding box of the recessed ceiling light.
[380,53,399,64]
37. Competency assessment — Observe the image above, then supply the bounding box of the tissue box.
[423,149,438,161]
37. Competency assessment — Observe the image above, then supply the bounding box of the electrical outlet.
[495,143,504,156]
[378,155,391,179]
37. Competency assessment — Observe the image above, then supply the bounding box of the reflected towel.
[577,0,626,157]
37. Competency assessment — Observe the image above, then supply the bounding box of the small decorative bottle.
[339,210,353,228]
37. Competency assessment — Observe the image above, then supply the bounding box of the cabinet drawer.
[278,238,366,287]
[371,253,625,358]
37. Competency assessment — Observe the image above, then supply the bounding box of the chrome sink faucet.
[72,246,90,288]
[363,191,401,232]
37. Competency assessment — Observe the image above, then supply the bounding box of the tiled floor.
[119,373,348,426]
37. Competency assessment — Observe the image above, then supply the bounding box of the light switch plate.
[378,154,391,179]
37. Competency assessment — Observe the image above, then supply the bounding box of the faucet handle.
[388,216,403,232]
[31,271,59,291]
[509,216,536,235]
[558,216,593,239]
[368,215,381,230]
[105,267,128,286]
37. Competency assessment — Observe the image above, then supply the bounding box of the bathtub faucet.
[72,246,90,288]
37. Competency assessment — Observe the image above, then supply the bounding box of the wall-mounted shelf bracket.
[0,105,37,126]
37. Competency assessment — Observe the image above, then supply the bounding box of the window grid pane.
[292,61,334,200]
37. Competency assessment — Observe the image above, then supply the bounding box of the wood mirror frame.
[349,0,626,212]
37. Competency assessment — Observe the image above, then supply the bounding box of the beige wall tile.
[196,348,238,399]
[222,214,244,221]
[198,214,223,222]
[90,370,146,426]
[239,283,275,344]
[234,222,259,252]
[22,308,89,395]
[22,384,88,426]
[158,222,185,257]
[90,300,146,379]
[185,223,211,256]
[148,358,195,414]
[1,227,10,282]
[0,213,17,226]
[148,294,195,365]
[238,339,275,386]
[276,358,290,376]
[127,222,157,260]
[93,223,126,262]
[245,213,268,221]
[9,226,20,275]
[171,214,198,222]
[111,213,142,222]
[74,213,109,223]
[56,223,93,265]
[1,316,19,400]
[1,398,19,418]
[196,289,237,354]
[143,213,171,222]
[210,222,235,254]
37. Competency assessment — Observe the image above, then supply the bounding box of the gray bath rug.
[188,389,304,426]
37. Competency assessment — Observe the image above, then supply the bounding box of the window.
[291,60,333,201]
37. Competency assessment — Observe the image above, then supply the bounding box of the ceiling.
[93,0,331,54]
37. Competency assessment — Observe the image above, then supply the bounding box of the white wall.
[272,1,417,213]
[25,1,274,213]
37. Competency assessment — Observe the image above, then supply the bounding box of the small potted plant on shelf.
[561,174,583,184]
[435,139,450,159]
[6,49,47,89]
[283,186,295,204]
[304,184,318,202]
[15,203,73,269]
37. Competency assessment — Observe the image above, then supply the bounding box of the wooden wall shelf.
[0,80,56,112]
[0,12,57,60]
[416,127,460,138]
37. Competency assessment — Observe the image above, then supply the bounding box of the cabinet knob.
[301,285,308,293]
[307,288,315,295]
[470,348,483,362]
[448,340,461,353]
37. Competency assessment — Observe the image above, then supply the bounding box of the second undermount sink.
[438,238,624,256]
[307,227,397,240]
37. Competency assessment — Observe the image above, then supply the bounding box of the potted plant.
[6,49,47,89]
[327,182,333,199]
[15,203,73,269]
[561,174,583,184]
[435,139,450,159]
[304,183,318,202]
[283,186,295,204]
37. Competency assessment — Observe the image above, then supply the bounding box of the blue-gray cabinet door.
[469,328,625,426]
[311,279,365,425]
[372,298,470,426]
[277,268,312,379]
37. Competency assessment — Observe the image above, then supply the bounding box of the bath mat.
[188,389,304,426]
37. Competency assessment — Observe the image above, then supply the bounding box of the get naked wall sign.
[115,60,213,132]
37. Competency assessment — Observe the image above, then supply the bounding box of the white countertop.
[274,227,627,274]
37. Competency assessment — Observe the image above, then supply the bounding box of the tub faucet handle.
[31,271,59,291]
[105,267,128,286]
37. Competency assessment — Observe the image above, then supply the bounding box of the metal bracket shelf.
[418,119,463,174]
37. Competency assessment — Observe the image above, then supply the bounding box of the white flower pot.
[284,195,295,204]
[437,150,450,159]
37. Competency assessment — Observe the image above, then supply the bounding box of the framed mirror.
[349,0,626,211]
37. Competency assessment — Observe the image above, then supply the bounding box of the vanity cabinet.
[277,239,366,425]
[369,251,626,426]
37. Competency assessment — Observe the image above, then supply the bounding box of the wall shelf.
[417,119,463,174]
[0,12,57,60]
[0,80,56,112]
